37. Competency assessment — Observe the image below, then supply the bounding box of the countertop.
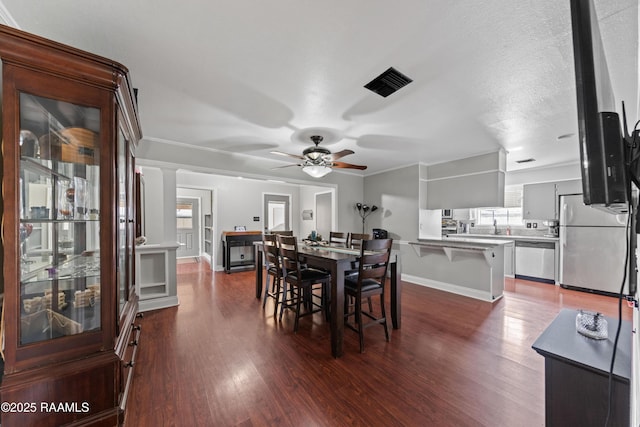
[446,233,559,242]
[414,237,510,251]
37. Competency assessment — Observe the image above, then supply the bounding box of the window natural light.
[474,186,524,226]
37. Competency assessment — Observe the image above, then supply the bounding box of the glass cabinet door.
[18,93,102,345]
[116,123,136,319]
[117,128,128,316]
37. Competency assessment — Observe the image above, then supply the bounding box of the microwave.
[442,209,453,218]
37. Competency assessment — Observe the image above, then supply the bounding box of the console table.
[222,231,262,273]
[532,309,631,427]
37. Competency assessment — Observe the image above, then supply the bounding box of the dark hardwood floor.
[125,262,633,427]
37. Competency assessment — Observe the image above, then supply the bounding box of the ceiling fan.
[271,135,367,178]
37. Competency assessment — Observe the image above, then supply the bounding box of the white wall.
[177,187,212,215]
[177,171,301,268]
[299,185,334,239]
[138,158,361,270]
[364,165,419,241]
[139,166,176,245]
[137,138,363,235]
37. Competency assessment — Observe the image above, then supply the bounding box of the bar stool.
[344,238,393,352]
[262,234,283,317]
[277,235,331,332]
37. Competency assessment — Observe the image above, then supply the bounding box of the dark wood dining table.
[254,242,401,358]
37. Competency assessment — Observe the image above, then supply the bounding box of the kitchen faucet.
[493,219,499,235]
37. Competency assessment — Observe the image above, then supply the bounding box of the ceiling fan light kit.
[271,134,367,178]
[302,164,332,178]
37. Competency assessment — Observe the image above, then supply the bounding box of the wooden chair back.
[348,233,370,249]
[271,230,293,236]
[329,231,348,247]
[277,235,302,278]
[355,239,393,289]
[262,234,280,272]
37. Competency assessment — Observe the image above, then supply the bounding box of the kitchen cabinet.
[555,179,582,196]
[522,179,583,221]
[0,24,142,426]
[425,151,506,209]
[523,182,557,220]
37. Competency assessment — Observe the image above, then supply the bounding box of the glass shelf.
[18,91,102,346]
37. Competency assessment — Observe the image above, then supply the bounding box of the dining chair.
[271,230,294,236]
[329,231,348,247]
[346,232,372,311]
[347,232,369,249]
[277,234,331,332]
[261,234,283,317]
[344,238,393,352]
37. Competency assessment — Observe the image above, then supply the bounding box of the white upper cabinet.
[555,179,582,196]
[425,150,506,209]
[522,179,582,220]
[523,182,557,220]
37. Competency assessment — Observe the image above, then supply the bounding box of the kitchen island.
[446,233,559,283]
[407,237,508,302]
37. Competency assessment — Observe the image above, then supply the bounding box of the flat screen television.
[570,0,628,214]
[570,0,637,298]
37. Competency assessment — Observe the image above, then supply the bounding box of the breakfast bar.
[408,238,507,302]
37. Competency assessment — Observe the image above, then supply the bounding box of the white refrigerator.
[559,194,629,295]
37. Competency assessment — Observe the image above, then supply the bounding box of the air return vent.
[364,67,413,97]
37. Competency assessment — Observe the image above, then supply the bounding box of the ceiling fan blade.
[271,163,301,170]
[332,161,367,170]
[328,149,355,161]
[270,150,305,160]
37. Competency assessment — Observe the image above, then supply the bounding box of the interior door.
[176,197,200,258]
[264,194,290,232]
[315,192,332,239]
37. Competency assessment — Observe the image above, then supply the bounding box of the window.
[176,202,193,229]
[476,207,523,226]
[474,186,524,226]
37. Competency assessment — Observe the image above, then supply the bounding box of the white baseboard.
[139,296,179,312]
[401,273,502,303]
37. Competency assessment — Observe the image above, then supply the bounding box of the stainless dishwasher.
[515,240,555,283]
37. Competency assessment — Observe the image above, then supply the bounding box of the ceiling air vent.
[516,158,536,164]
[364,67,413,97]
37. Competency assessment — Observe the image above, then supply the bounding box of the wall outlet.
[526,222,532,228]
[532,223,537,228]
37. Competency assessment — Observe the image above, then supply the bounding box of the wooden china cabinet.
[0,25,142,426]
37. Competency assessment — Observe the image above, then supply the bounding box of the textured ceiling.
[1,0,638,176]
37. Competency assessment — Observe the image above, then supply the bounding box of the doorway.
[315,192,332,239]
[176,197,200,258]
[264,194,291,233]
